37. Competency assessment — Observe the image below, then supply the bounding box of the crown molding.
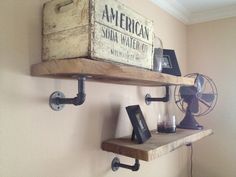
[190,5,236,24]
[150,0,190,24]
[151,0,236,25]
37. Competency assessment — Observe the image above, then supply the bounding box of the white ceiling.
[151,0,236,24]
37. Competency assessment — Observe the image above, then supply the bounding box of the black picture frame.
[161,49,181,76]
[126,105,151,144]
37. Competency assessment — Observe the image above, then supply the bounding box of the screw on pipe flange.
[49,91,65,111]
[111,157,120,171]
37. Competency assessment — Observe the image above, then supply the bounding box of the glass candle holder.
[157,114,165,133]
[153,35,163,72]
[164,115,176,133]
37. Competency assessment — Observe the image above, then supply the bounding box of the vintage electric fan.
[174,73,218,130]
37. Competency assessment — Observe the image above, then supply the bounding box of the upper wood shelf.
[31,58,194,86]
[102,129,213,161]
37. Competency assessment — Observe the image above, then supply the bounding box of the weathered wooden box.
[43,0,154,69]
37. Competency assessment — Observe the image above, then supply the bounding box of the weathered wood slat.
[102,129,213,161]
[43,0,154,69]
[31,58,194,86]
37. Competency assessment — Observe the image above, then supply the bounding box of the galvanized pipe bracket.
[111,157,140,172]
[49,76,86,111]
[145,86,170,105]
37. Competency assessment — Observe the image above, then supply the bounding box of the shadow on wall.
[76,103,122,177]
[35,102,122,177]
[72,102,122,150]
[194,161,219,177]
[101,103,121,141]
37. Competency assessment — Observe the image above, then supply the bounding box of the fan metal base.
[178,110,204,130]
[177,124,203,130]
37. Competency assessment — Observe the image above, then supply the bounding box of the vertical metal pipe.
[78,76,86,94]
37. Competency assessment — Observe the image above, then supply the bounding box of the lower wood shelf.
[102,129,213,161]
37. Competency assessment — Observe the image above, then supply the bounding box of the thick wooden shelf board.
[31,58,194,86]
[102,129,213,161]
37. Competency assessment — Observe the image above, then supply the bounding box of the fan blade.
[200,93,215,103]
[198,98,211,108]
[195,74,204,92]
[189,96,199,113]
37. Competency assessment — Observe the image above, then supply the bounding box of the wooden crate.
[43,0,154,69]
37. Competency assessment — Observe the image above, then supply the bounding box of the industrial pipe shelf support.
[111,129,140,172]
[145,86,170,105]
[49,76,86,111]
[111,157,140,172]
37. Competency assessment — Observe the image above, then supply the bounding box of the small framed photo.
[126,105,151,144]
[162,49,181,76]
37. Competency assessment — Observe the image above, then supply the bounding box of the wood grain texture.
[43,0,89,35]
[31,58,194,86]
[43,0,89,60]
[43,0,154,69]
[43,26,89,60]
[102,129,213,161]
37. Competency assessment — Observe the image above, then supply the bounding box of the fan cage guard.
[174,73,218,117]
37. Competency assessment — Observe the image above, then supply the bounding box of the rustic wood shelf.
[31,58,194,86]
[102,129,213,161]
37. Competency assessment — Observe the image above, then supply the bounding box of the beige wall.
[0,0,189,177]
[187,17,236,177]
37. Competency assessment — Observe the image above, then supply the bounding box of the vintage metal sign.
[92,0,153,69]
